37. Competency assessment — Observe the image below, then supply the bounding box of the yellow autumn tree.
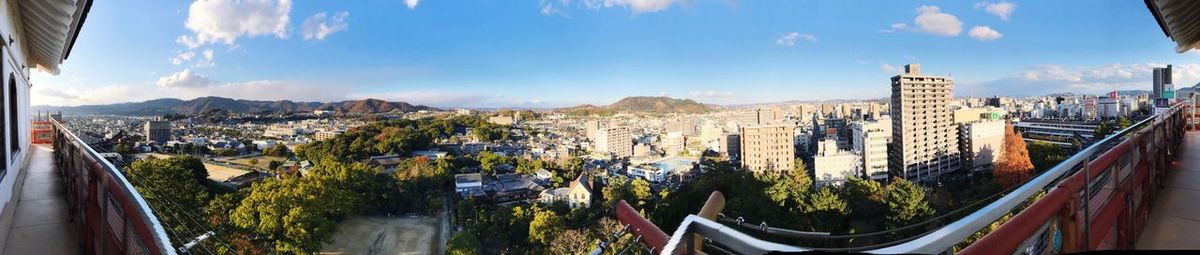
[994,123,1035,188]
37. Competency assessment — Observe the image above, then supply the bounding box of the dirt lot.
[229,155,286,170]
[133,153,250,181]
[320,216,441,255]
[203,162,250,181]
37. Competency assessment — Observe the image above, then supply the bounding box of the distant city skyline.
[28,0,1200,108]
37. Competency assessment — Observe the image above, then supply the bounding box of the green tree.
[127,156,211,245]
[807,187,849,232]
[528,208,563,246]
[841,177,885,223]
[268,160,282,171]
[248,158,260,168]
[631,178,654,206]
[884,179,935,230]
[1027,141,1068,172]
[447,230,481,255]
[602,176,634,207]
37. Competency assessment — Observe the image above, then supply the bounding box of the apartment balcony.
[0,120,174,255]
[598,104,1198,254]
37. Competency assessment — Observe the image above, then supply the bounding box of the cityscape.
[1,1,1200,255]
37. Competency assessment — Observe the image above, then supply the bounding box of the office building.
[739,125,795,173]
[144,119,171,144]
[813,137,861,184]
[890,64,961,182]
[1153,64,1173,99]
[958,120,1006,173]
[853,116,891,180]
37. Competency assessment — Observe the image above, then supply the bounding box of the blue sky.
[28,0,1200,108]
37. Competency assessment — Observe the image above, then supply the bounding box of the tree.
[807,187,849,232]
[631,178,653,207]
[547,229,592,254]
[528,208,563,246]
[793,157,810,176]
[127,156,211,245]
[447,230,481,255]
[1027,141,1068,172]
[884,179,934,230]
[248,159,260,168]
[263,144,291,157]
[268,160,282,171]
[1094,122,1114,139]
[994,124,1035,188]
[602,176,634,207]
[841,177,885,222]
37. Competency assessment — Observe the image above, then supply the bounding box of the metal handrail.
[650,106,1182,254]
[50,118,176,255]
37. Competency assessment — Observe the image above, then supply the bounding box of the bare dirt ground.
[201,162,250,181]
[133,153,249,181]
[320,216,442,255]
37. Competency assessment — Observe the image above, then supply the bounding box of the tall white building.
[813,138,861,184]
[958,120,1006,173]
[594,124,633,158]
[853,116,891,180]
[890,64,961,182]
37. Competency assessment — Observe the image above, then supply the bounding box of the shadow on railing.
[607,105,1187,254]
[43,119,176,255]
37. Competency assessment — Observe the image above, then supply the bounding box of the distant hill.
[34,96,436,116]
[556,96,713,114]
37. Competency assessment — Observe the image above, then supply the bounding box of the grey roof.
[455,173,483,183]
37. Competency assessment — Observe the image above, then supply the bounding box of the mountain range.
[33,97,436,116]
[556,96,715,114]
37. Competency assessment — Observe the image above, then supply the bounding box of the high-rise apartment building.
[739,125,795,173]
[890,64,961,182]
[144,119,171,144]
[853,116,891,180]
[594,124,633,158]
[1153,64,1173,99]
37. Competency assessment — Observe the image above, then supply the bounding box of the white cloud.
[975,1,1016,21]
[583,0,676,14]
[301,11,350,41]
[156,69,217,88]
[540,0,570,17]
[178,0,292,48]
[882,23,908,33]
[405,0,420,10]
[170,51,196,65]
[968,26,1003,41]
[689,91,735,98]
[36,88,80,100]
[963,62,1200,96]
[197,49,216,67]
[1019,64,1081,82]
[775,32,815,46]
[912,6,962,37]
[881,63,902,74]
[32,84,149,106]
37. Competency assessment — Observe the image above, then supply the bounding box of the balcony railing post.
[1058,194,1079,253]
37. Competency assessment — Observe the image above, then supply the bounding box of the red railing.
[962,106,1185,253]
[606,106,1187,254]
[49,119,176,255]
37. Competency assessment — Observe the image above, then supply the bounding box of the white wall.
[0,0,36,230]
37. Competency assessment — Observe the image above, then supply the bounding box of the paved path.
[1138,132,1200,249]
[4,144,79,254]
